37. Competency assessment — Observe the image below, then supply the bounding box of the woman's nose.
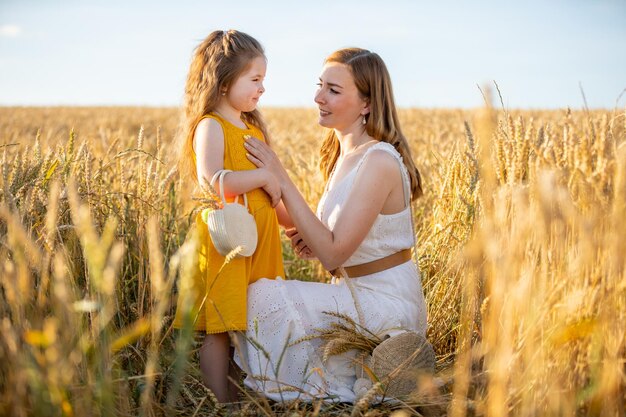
[314,89,324,104]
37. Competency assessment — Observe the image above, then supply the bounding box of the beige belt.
[330,249,412,278]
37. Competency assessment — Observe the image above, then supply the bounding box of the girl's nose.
[259,84,265,94]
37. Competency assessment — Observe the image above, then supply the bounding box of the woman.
[235,48,428,402]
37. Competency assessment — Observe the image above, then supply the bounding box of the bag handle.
[209,169,249,209]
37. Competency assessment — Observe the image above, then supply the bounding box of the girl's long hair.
[177,29,270,182]
[318,48,423,199]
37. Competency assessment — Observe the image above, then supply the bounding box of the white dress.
[234,142,428,402]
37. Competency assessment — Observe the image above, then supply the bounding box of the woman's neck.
[335,126,374,158]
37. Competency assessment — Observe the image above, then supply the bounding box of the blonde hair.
[318,48,423,199]
[177,29,270,181]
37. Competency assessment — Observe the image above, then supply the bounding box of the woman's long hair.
[177,29,270,182]
[318,48,423,199]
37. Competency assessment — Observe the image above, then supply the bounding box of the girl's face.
[225,56,266,113]
[314,62,369,131]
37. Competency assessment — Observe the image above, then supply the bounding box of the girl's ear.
[220,82,229,96]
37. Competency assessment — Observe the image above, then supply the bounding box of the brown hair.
[319,48,423,199]
[177,29,270,181]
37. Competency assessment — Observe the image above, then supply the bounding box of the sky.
[0,0,624,109]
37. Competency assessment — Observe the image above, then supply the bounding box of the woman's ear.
[361,101,371,116]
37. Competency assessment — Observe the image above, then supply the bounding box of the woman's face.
[314,62,369,131]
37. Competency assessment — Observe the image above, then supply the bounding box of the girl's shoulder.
[192,116,225,150]
[195,114,225,136]
[194,113,239,144]
[194,113,222,130]
[197,113,224,128]
[205,112,264,140]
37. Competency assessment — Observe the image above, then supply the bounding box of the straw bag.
[201,169,258,258]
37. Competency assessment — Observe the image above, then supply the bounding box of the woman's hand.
[244,136,288,185]
[286,228,316,260]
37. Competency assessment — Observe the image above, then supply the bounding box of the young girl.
[172,29,289,404]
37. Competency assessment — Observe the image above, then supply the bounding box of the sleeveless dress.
[234,142,428,402]
[172,113,284,334]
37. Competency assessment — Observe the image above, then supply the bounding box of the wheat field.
[0,105,624,416]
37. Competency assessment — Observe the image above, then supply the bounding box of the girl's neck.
[214,103,245,128]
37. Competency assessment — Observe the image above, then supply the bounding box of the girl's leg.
[199,332,230,403]
[227,346,242,402]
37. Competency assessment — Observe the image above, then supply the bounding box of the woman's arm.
[245,137,401,270]
[194,118,281,206]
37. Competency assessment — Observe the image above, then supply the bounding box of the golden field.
[0,105,624,416]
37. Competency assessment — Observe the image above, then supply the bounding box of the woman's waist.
[343,242,413,267]
[333,261,421,291]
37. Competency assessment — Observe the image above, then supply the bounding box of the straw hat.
[369,332,435,398]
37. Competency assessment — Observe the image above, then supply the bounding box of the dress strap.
[355,142,411,208]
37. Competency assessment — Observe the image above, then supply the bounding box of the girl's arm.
[275,201,295,228]
[245,137,401,271]
[194,118,281,206]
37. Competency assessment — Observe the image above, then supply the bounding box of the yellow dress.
[173,112,284,333]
